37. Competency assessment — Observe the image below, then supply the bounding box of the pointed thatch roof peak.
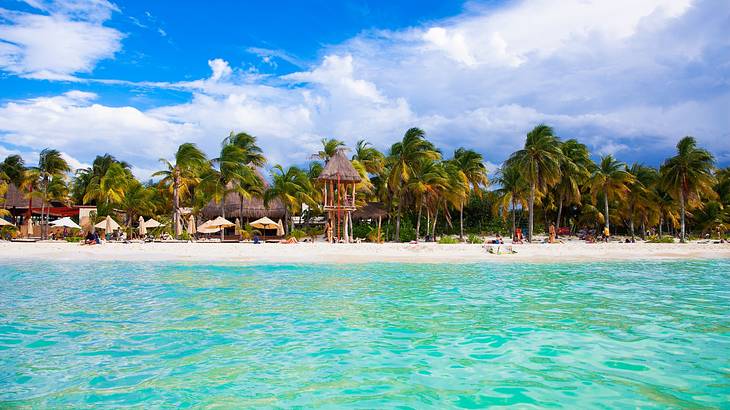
[318,148,362,182]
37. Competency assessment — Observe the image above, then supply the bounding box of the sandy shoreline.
[1,240,729,264]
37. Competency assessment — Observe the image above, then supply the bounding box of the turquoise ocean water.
[0,260,729,408]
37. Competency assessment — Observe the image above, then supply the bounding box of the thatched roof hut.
[352,202,388,220]
[201,191,285,220]
[318,149,362,182]
[201,168,285,220]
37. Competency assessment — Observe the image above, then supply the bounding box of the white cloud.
[0,1,122,79]
[0,0,728,171]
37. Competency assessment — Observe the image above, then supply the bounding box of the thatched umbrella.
[250,217,278,230]
[318,149,362,182]
[277,219,285,237]
[26,218,34,237]
[0,218,15,227]
[207,216,236,241]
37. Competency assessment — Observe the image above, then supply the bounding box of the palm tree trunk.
[528,182,535,242]
[459,201,464,241]
[172,178,180,239]
[416,202,423,241]
[426,209,431,238]
[511,198,516,239]
[603,188,610,231]
[432,205,439,239]
[395,192,403,242]
[679,189,686,243]
[630,218,635,241]
[659,217,663,237]
[556,197,563,237]
[41,180,47,240]
[641,220,646,240]
[221,195,226,242]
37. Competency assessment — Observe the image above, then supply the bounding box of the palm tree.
[316,138,346,163]
[451,148,488,240]
[655,186,679,237]
[264,165,317,234]
[31,149,70,239]
[493,164,528,238]
[352,140,385,175]
[72,154,131,205]
[388,128,441,241]
[82,162,131,215]
[624,163,658,240]
[554,139,591,234]
[152,143,209,238]
[588,155,634,235]
[206,142,263,238]
[505,125,562,242]
[407,159,447,240]
[118,180,155,234]
[1,155,25,211]
[221,132,266,228]
[660,136,716,242]
[223,131,266,167]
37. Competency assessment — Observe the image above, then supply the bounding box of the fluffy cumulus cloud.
[0,0,122,80]
[0,0,729,175]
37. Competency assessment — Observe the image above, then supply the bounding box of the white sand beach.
[1,240,729,264]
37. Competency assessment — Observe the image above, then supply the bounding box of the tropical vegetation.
[1,126,728,242]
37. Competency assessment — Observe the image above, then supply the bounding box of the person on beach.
[513,228,524,244]
[549,223,556,243]
[603,226,610,242]
[84,231,95,245]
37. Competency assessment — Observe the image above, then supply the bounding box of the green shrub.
[65,236,82,243]
[180,231,191,241]
[289,229,306,240]
[305,226,322,241]
[438,236,460,244]
[398,218,416,242]
[467,234,481,244]
[648,235,675,243]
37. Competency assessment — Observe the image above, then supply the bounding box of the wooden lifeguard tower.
[317,148,362,242]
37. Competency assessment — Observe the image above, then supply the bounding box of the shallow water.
[0,260,729,408]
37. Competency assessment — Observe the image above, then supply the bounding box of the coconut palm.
[407,159,447,240]
[1,155,25,212]
[73,154,132,204]
[221,132,266,228]
[388,128,441,241]
[505,125,562,242]
[588,155,634,234]
[315,138,346,163]
[206,142,263,238]
[352,140,385,175]
[264,165,317,234]
[654,187,679,237]
[554,139,591,234]
[30,149,70,239]
[624,163,658,240]
[223,131,266,167]
[152,143,209,238]
[660,136,716,242]
[118,180,155,232]
[493,164,528,238]
[452,148,489,240]
[83,162,131,214]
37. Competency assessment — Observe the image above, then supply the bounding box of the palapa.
[317,149,362,182]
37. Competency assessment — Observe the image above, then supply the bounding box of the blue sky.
[0,0,728,177]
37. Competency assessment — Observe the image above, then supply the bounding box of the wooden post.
[337,176,341,242]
